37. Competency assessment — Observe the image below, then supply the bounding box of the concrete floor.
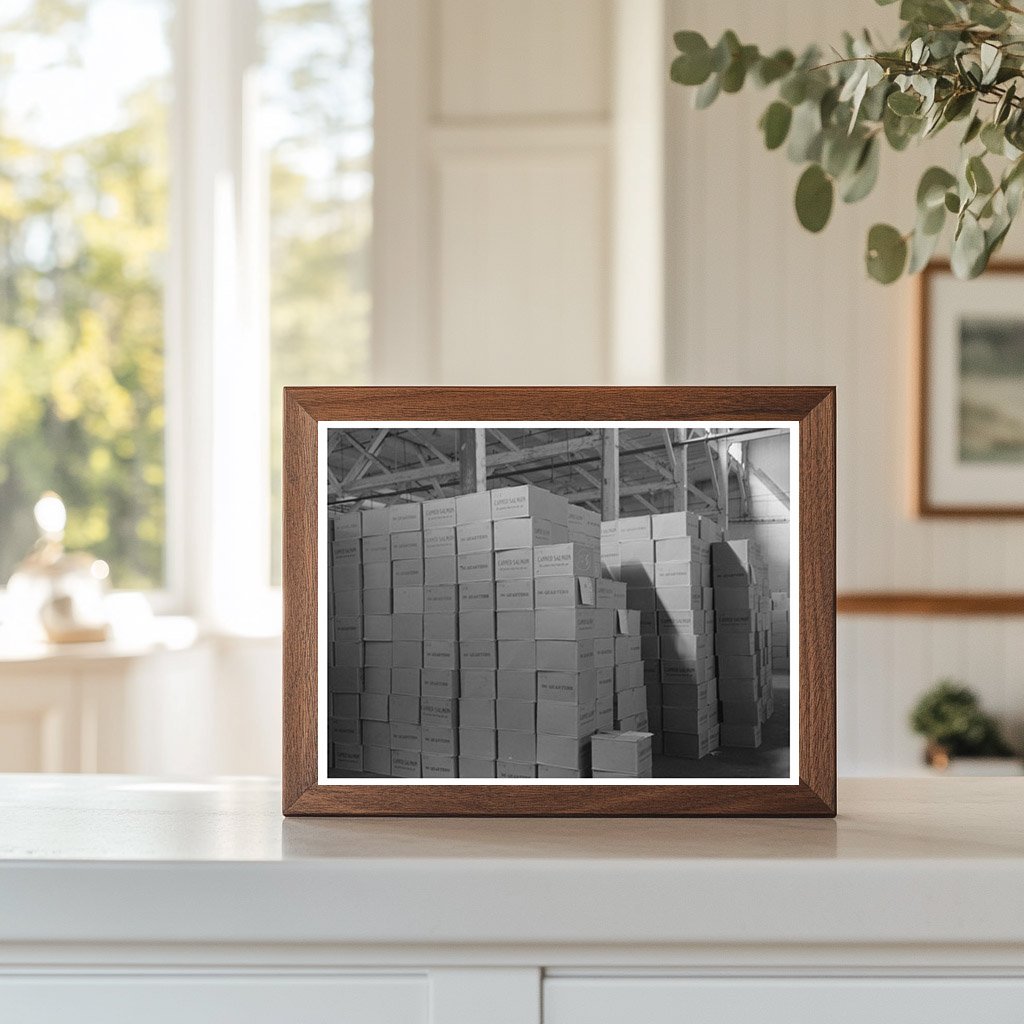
[653,673,791,779]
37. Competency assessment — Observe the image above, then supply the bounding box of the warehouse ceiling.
[326,426,789,521]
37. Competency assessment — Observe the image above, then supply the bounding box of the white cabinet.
[544,977,1024,1024]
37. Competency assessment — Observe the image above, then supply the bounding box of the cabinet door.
[0,974,428,1024]
[544,977,1024,1024]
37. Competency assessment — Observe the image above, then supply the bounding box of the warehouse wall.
[666,0,1024,772]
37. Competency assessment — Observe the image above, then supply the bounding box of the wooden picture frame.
[283,387,836,816]
[916,260,1024,517]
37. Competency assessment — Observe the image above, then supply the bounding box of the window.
[261,0,372,583]
[0,0,172,589]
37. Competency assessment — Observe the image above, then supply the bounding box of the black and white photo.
[319,422,796,783]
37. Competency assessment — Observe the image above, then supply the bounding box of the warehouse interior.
[326,425,792,779]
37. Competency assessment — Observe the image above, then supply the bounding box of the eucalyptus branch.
[670,0,1024,283]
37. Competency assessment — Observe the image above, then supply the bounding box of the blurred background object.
[0,0,1021,778]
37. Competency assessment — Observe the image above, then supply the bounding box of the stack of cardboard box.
[600,512,719,760]
[770,592,789,673]
[711,539,774,748]
[590,731,654,778]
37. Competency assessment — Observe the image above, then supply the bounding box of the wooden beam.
[748,461,791,511]
[715,438,730,531]
[838,592,1024,616]
[601,429,620,520]
[458,428,487,493]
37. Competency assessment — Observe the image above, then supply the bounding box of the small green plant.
[670,0,1024,283]
[909,679,1015,757]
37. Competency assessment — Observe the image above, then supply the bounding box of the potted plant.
[670,0,1024,283]
[909,680,1019,773]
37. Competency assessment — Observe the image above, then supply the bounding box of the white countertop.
[2,775,1023,951]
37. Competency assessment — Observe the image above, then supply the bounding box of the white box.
[423,527,456,559]
[496,761,536,778]
[497,610,535,640]
[424,556,457,585]
[456,521,493,554]
[458,756,495,778]
[363,614,392,641]
[494,548,534,580]
[459,727,496,759]
[498,730,536,763]
[534,543,595,578]
[536,700,596,738]
[654,561,695,587]
[590,731,653,774]
[332,513,362,540]
[423,612,456,641]
[362,745,391,776]
[496,699,536,732]
[422,497,457,529]
[498,639,537,670]
[651,511,700,540]
[389,693,420,724]
[390,751,421,777]
[460,640,498,669]
[361,508,389,536]
[459,611,496,640]
[616,515,651,541]
[537,668,597,703]
[459,581,496,610]
[619,539,655,563]
[362,667,390,694]
[389,723,422,751]
[457,551,494,583]
[392,559,425,587]
[596,578,628,609]
[361,642,389,669]
[459,699,496,730]
[537,639,594,672]
[534,576,594,608]
[359,534,389,564]
[490,484,568,525]
[421,669,459,699]
[359,692,389,722]
[496,579,534,610]
[493,517,555,550]
[362,561,391,589]
[391,586,422,614]
[423,640,458,670]
[389,504,422,533]
[392,613,423,642]
[720,722,762,747]
[456,491,492,524]
[391,668,420,696]
[536,734,589,770]
[496,670,536,701]
[421,697,458,730]
[535,608,597,641]
[421,752,457,777]
[423,584,458,615]
[390,532,423,561]
[392,641,422,668]
[460,669,496,698]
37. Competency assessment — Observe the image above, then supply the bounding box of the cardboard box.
[496,670,536,701]
[662,704,715,734]
[392,641,423,668]
[615,686,647,719]
[654,561,695,588]
[421,697,458,730]
[496,698,536,733]
[537,668,597,703]
[332,744,362,773]
[460,610,495,643]
[328,665,363,694]
[458,756,495,778]
[494,548,534,580]
[617,515,651,541]
[496,761,536,778]
[720,722,762,747]
[360,508,390,536]
[391,586,422,614]
[421,752,457,778]
[699,517,724,543]
[392,559,425,588]
[456,521,493,554]
[537,764,584,778]
[593,637,615,668]
[711,540,756,585]
[536,733,590,770]
[490,484,567,525]
[536,699,596,738]
[715,587,757,611]
[619,562,655,587]
[457,551,494,583]
[362,745,391,776]
[655,536,703,563]
[537,639,594,672]
[459,698,496,730]
[334,616,362,644]
[460,640,498,670]
[498,639,537,671]
[719,653,758,677]
[424,556,457,586]
[332,562,361,591]
[360,692,389,722]
[460,669,497,698]
[361,588,391,616]
[616,609,641,636]
[335,587,362,617]
[720,700,760,725]
[423,527,456,559]
[362,560,391,589]
[389,693,420,724]
[391,613,422,642]
[459,726,497,758]
[423,612,456,641]
[661,679,714,709]
[625,587,657,613]
[332,513,362,540]
[718,676,759,702]
[421,669,459,699]
[535,607,596,641]
[493,517,554,550]
[715,631,757,656]
[496,579,534,610]
[360,720,389,749]
[390,531,423,561]
[422,497,457,529]
[596,578,628,609]
[456,491,492,524]
[459,581,496,611]
[614,662,644,693]
[362,667,390,694]
[590,731,653,774]
[533,543,595,578]
[389,723,422,752]
[423,640,458,670]
[389,503,422,534]
[595,666,615,700]
[651,511,700,540]
[614,635,641,663]
[423,584,458,615]
[619,539,655,564]
[659,608,705,633]
[600,520,619,543]
[534,576,594,608]
[498,730,536,763]
[359,534,388,565]
[567,504,601,537]
[497,610,535,640]
[390,751,421,778]
[361,642,388,669]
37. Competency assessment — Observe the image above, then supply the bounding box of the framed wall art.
[282,387,836,816]
[917,261,1024,517]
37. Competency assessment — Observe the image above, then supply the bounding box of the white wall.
[665,0,1024,772]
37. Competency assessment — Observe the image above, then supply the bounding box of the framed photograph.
[917,261,1024,517]
[283,387,835,816]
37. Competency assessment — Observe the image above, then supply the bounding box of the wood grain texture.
[282,387,836,817]
[916,260,1024,518]
[838,592,1024,616]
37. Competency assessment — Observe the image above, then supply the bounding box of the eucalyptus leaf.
[787,100,823,162]
[967,154,995,195]
[908,221,943,273]
[917,166,957,210]
[842,137,881,203]
[981,121,1006,155]
[694,73,721,109]
[888,90,921,115]
[795,164,834,232]
[952,212,987,278]
[866,223,908,283]
[760,101,793,150]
